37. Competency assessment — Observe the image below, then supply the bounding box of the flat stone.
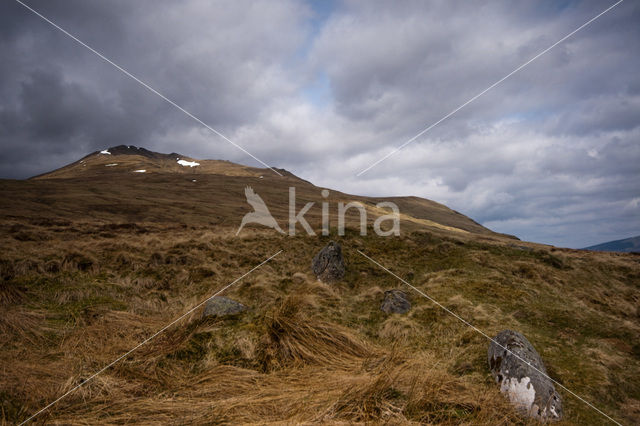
[488,330,562,422]
[202,296,247,318]
[380,289,411,314]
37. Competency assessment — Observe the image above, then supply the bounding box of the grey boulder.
[488,330,562,422]
[311,241,345,283]
[380,289,411,314]
[202,296,247,318]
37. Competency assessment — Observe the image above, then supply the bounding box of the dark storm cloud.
[0,0,310,177]
[0,66,167,177]
[0,0,638,247]
[0,0,169,177]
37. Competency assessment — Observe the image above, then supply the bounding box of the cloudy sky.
[1,0,638,248]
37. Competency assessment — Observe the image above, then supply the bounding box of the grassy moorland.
[1,159,639,424]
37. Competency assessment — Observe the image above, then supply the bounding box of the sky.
[0,0,638,248]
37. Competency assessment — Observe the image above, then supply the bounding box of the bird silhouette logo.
[236,186,285,235]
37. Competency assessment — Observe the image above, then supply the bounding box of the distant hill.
[584,235,640,253]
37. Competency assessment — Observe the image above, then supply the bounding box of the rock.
[202,296,247,318]
[311,241,345,283]
[488,330,562,422]
[292,272,308,284]
[380,289,411,314]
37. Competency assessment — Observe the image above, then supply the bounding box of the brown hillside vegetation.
[1,150,639,425]
[22,145,495,236]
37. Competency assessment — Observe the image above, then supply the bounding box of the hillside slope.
[584,236,640,253]
[1,148,639,425]
[7,145,502,237]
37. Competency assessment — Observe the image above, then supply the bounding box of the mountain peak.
[92,145,182,160]
[32,146,273,180]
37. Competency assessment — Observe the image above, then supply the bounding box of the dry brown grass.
[257,294,374,371]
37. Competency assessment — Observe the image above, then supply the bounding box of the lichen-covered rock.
[380,289,411,314]
[488,330,562,422]
[311,241,345,283]
[202,296,247,318]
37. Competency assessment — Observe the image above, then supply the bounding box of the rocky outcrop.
[202,296,247,318]
[380,289,411,314]
[311,241,345,283]
[488,330,562,422]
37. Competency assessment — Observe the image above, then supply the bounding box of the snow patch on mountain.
[177,159,200,167]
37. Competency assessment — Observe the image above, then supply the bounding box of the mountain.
[30,144,285,179]
[6,145,504,237]
[1,147,639,425]
[584,235,640,253]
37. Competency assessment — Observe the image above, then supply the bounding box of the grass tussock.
[0,281,26,306]
[258,294,373,371]
[0,307,46,346]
